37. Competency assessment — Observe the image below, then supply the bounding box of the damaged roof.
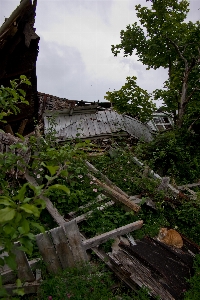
[44,106,153,142]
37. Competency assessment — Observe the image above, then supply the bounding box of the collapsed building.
[0,0,153,143]
[1,2,200,300]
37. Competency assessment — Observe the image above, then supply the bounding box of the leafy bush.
[134,130,200,184]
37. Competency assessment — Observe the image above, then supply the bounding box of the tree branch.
[167,37,187,65]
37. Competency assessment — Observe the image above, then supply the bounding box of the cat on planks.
[158,228,183,249]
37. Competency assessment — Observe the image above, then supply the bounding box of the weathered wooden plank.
[85,160,129,198]
[0,245,35,284]
[4,281,40,295]
[82,220,143,250]
[87,173,140,212]
[1,258,40,285]
[79,232,139,292]
[13,243,35,282]
[36,232,62,274]
[35,269,42,282]
[74,200,114,223]
[50,226,75,268]
[178,182,200,190]
[67,194,107,219]
[63,220,88,263]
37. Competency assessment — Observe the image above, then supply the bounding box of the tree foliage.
[110,0,200,129]
[104,76,156,122]
[0,75,31,123]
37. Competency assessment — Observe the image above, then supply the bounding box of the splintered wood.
[108,236,200,300]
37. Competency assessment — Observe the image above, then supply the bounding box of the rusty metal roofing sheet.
[44,109,153,142]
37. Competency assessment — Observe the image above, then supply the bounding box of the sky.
[0,0,199,104]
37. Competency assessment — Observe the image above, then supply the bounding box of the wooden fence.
[1,219,143,295]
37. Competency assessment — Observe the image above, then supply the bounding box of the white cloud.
[0,0,199,102]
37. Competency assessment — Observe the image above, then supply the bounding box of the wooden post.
[36,232,62,274]
[13,243,35,282]
[50,227,75,268]
[63,220,88,263]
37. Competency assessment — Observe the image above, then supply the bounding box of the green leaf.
[0,196,15,207]
[18,218,30,235]
[23,197,32,203]
[31,222,45,233]
[60,169,69,177]
[4,254,17,270]
[15,212,22,224]
[46,165,59,176]
[47,184,70,195]
[13,183,29,201]
[13,288,25,296]
[20,75,27,80]
[18,89,26,97]
[45,174,57,181]
[20,204,40,217]
[3,224,15,235]
[16,278,22,288]
[23,233,35,240]
[19,238,33,255]
[34,198,46,210]
[0,207,16,223]
[0,257,4,266]
[0,288,8,297]
[28,184,44,197]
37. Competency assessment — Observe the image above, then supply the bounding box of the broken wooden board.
[4,281,40,295]
[87,173,140,212]
[109,236,200,300]
[82,220,143,250]
[85,160,129,198]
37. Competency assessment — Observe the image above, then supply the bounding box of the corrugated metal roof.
[44,109,153,142]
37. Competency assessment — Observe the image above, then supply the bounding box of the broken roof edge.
[0,0,32,38]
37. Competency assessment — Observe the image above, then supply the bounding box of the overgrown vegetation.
[38,263,151,300]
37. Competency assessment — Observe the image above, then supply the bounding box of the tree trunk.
[177,69,189,128]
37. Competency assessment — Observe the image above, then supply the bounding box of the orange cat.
[158,228,183,248]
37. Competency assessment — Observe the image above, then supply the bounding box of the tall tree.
[109,0,200,129]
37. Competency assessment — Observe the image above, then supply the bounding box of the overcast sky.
[0,0,199,104]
